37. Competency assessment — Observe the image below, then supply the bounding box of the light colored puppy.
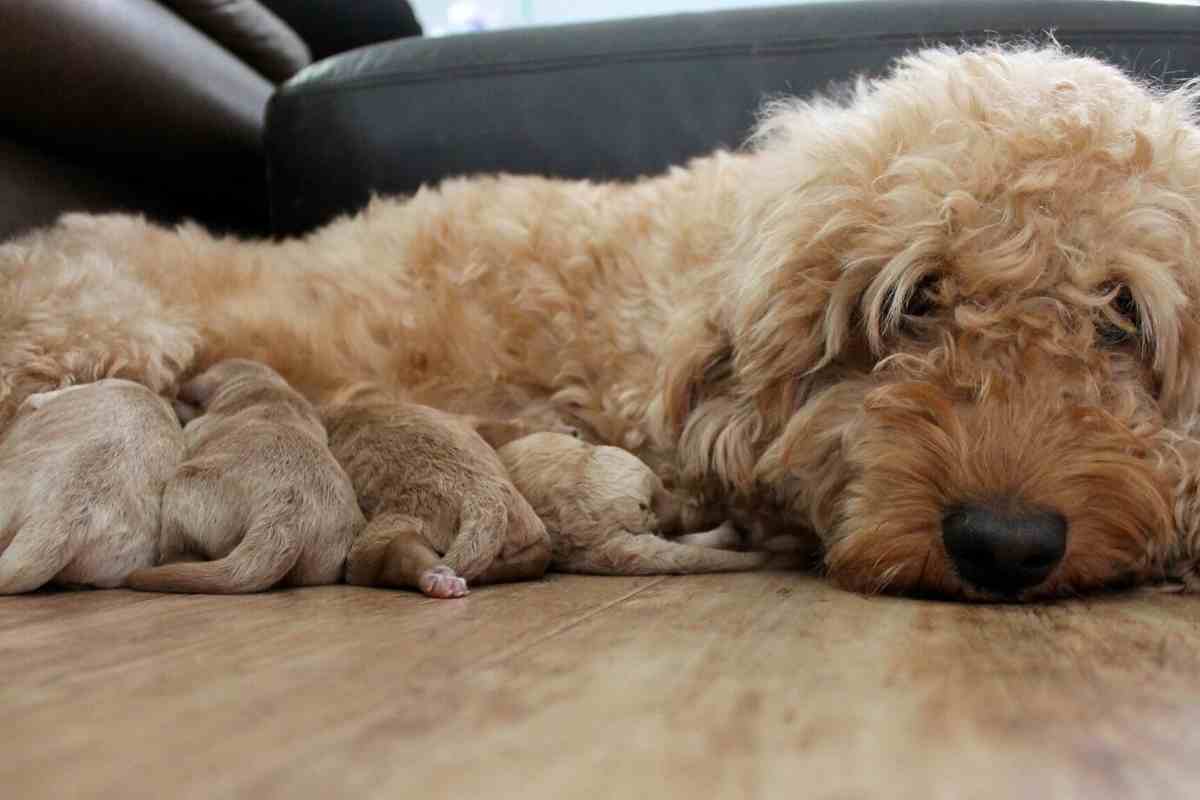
[0,379,184,593]
[323,397,552,598]
[498,432,768,574]
[126,359,363,593]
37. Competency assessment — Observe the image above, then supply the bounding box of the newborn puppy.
[498,433,769,574]
[0,379,184,593]
[126,359,363,593]
[323,398,551,598]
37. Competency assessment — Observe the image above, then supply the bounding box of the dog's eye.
[903,274,940,318]
[869,273,940,344]
[1097,284,1141,346]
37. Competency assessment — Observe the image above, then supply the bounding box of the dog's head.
[660,45,1200,599]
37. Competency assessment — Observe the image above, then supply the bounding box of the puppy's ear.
[177,371,221,409]
[174,399,201,425]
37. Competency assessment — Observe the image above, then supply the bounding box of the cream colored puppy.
[0,379,184,593]
[127,359,363,593]
[324,398,552,598]
[498,432,768,574]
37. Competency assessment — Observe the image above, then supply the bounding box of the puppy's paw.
[418,565,469,599]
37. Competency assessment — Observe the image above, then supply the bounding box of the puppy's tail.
[126,517,301,594]
[0,520,82,594]
[559,531,770,576]
[440,482,519,582]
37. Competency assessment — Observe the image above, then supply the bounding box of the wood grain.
[2,574,1198,799]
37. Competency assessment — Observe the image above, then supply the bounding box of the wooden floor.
[3,572,1199,799]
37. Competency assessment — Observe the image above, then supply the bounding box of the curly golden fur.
[3,43,1200,600]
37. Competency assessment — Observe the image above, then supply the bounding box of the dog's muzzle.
[942,504,1068,595]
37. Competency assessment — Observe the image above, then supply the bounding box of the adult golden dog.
[3,44,1200,600]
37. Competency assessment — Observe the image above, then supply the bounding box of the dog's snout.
[942,505,1067,595]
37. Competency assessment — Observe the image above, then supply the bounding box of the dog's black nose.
[942,505,1067,595]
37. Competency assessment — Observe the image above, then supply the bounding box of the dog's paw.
[418,565,469,598]
[1146,558,1200,594]
[19,385,82,413]
[673,521,745,550]
[552,423,583,439]
[1173,565,1200,593]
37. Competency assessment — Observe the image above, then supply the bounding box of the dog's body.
[0,380,183,593]
[127,360,363,593]
[4,45,1200,599]
[323,397,551,597]
[498,432,768,575]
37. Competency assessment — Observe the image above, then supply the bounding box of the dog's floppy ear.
[658,308,769,495]
[659,312,734,438]
[723,238,853,406]
[657,246,845,495]
[1159,309,1200,426]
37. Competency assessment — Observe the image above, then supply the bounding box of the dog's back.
[0,380,184,592]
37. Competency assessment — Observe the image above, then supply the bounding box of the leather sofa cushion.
[266,0,1200,236]
[260,0,421,61]
[163,0,311,82]
[0,0,271,157]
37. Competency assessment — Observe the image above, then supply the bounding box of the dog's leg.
[346,512,468,598]
[469,419,540,449]
[148,470,238,565]
[673,521,744,550]
[438,483,513,583]
[0,519,81,594]
[474,492,552,585]
[474,541,552,585]
[558,531,769,575]
[469,417,581,449]
[126,520,301,594]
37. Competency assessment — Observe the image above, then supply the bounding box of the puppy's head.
[180,359,308,421]
[661,45,1200,599]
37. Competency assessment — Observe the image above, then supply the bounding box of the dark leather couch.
[266,0,1200,237]
[0,0,420,241]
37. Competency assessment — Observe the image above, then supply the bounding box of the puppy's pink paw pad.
[419,567,469,598]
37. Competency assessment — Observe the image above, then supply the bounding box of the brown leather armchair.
[0,0,420,241]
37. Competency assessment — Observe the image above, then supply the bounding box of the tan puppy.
[0,379,184,593]
[126,359,363,593]
[498,432,768,574]
[323,398,551,598]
